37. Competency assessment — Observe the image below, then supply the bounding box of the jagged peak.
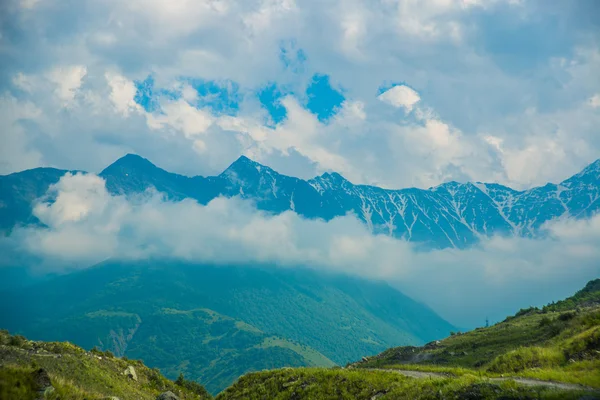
[560,158,600,185]
[430,180,465,191]
[219,155,275,178]
[308,171,352,193]
[578,158,600,176]
[312,172,351,185]
[100,153,158,175]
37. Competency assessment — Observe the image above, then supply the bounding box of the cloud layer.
[12,173,600,327]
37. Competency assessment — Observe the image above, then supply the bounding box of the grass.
[256,337,337,368]
[215,367,591,400]
[0,329,211,400]
[487,346,566,373]
[353,281,600,392]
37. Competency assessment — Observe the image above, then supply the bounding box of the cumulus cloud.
[378,85,421,112]
[46,65,87,107]
[12,172,600,327]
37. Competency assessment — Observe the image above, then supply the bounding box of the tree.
[176,372,185,386]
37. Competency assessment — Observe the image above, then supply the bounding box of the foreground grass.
[216,367,591,400]
[0,329,211,400]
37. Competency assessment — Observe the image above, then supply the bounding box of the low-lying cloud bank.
[8,173,600,328]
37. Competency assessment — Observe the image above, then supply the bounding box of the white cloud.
[46,65,87,107]
[14,172,600,327]
[105,72,141,117]
[378,85,421,112]
[0,94,43,174]
[147,99,214,137]
[20,0,41,9]
[589,94,600,108]
[243,0,297,33]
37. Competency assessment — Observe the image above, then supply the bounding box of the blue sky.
[0,0,599,190]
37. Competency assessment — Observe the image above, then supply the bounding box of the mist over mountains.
[1,154,599,328]
[2,153,599,249]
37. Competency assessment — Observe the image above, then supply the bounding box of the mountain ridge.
[1,153,599,248]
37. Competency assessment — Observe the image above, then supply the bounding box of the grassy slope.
[353,279,600,389]
[216,368,591,400]
[0,330,211,400]
[217,280,600,399]
[97,307,334,394]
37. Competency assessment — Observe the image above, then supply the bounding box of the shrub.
[175,373,211,398]
[558,311,577,322]
[563,326,600,359]
[8,335,27,348]
[515,307,539,317]
[487,347,565,373]
[103,349,115,358]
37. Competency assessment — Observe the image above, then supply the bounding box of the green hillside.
[217,279,600,399]
[0,329,210,400]
[0,261,453,393]
[352,279,600,389]
[216,367,593,400]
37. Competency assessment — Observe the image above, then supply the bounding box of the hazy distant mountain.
[0,261,454,393]
[2,154,598,248]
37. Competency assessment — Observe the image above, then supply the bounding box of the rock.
[157,391,180,400]
[123,365,138,381]
[31,369,53,400]
[361,357,369,362]
[424,340,442,350]
[458,383,502,400]
[104,397,120,400]
[31,368,52,390]
[371,390,388,400]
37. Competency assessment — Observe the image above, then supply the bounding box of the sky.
[1,0,599,190]
[1,0,600,327]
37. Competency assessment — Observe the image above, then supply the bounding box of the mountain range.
[1,153,599,248]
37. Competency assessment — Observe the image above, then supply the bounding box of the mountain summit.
[1,155,599,248]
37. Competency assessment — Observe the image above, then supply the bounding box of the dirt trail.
[367,368,600,393]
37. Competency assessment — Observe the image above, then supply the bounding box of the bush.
[538,316,552,327]
[8,335,27,348]
[563,326,600,359]
[515,307,539,317]
[558,311,577,321]
[175,373,211,398]
[487,347,565,373]
[103,349,115,358]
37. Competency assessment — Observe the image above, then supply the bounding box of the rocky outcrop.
[123,365,137,381]
[157,391,180,400]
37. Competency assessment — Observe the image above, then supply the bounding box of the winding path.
[366,368,600,393]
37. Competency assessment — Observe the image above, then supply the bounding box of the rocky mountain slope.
[1,154,598,248]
